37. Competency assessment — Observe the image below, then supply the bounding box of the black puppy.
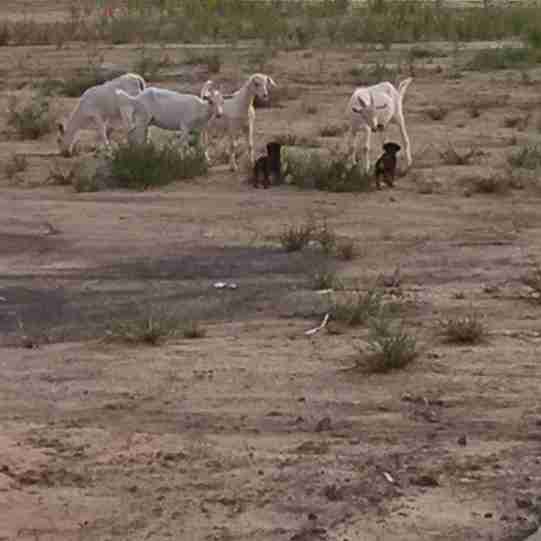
[253,142,282,189]
[374,141,401,189]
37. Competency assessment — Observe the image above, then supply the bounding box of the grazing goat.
[374,141,401,189]
[57,73,145,156]
[347,77,412,174]
[115,81,224,159]
[252,141,282,188]
[201,73,277,172]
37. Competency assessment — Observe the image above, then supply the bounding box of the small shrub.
[467,47,535,71]
[302,101,318,115]
[311,267,340,290]
[508,144,541,169]
[184,50,222,74]
[133,51,172,81]
[363,316,417,373]
[279,222,314,252]
[336,240,355,261]
[60,67,110,97]
[503,115,528,130]
[182,320,206,339]
[426,106,448,121]
[7,94,52,140]
[440,311,486,345]
[285,148,372,192]
[331,288,385,327]
[319,123,348,137]
[440,144,478,166]
[521,265,541,300]
[4,154,28,179]
[109,136,208,190]
[46,161,75,186]
[107,310,179,345]
[470,174,510,195]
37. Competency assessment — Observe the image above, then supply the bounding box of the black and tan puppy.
[253,142,282,188]
[374,141,401,189]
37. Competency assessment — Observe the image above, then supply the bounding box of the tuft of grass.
[363,315,418,373]
[426,106,448,121]
[508,144,541,170]
[503,115,528,130]
[279,222,314,252]
[46,161,76,186]
[470,174,510,195]
[440,144,479,166]
[440,310,487,345]
[4,153,28,179]
[109,136,208,190]
[107,310,180,346]
[331,288,386,327]
[310,266,340,291]
[182,320,206,339]
[7,94,52,140]
[313,220,337,255]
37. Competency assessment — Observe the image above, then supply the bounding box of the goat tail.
[398,77,413,101]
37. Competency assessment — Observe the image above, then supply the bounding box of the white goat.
[346,77,413,174]
[201,73,277,172]
[57,73,145,156]
[114,81,224,160]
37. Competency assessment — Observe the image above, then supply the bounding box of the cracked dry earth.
[2,3,541,541]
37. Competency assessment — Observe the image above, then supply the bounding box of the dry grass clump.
[439,310,487,345]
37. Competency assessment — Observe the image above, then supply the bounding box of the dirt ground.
[2,4,541,541]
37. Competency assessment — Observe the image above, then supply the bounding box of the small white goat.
[114,81,224,159]
[346,77,413,174]
[201,73,277,172]
[57,73,146,156]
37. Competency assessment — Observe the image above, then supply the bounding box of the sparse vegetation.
[132,50,172,81]
[107,309,180,345]
[279,222,314,252]
[331,288,386,327]
[469,174,510,195]
[310,266,340,291]
[182,320,207,339]
[503,115,528,130]
[319,123,348,137]
[7,94,52,140]
[508,144,541,170]
[521,264,541,300]
[285,148,372,192]
[336,240,356,261]
[109,137,208,190]
[313,220,337,255]
[59,66,114,98]
[184,50,222,74]
[362,315,418,373]
[440,144,479,166]
[467,47,536,71]
[440,310,487,345]
[4,153,28,179]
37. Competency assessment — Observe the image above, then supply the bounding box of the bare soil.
[2,5,541,541]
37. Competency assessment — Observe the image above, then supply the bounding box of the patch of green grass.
[182,320,206,339]
[467,47,536,71]
[107,309,180,346]
[109,137,208,190]
[440,310,487,345]
[363,315,418,373]
[285,149,372,192]
[508,144,541,169]
[60,67,112,98]
[7,94,52,140]
[331,288,386,327]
